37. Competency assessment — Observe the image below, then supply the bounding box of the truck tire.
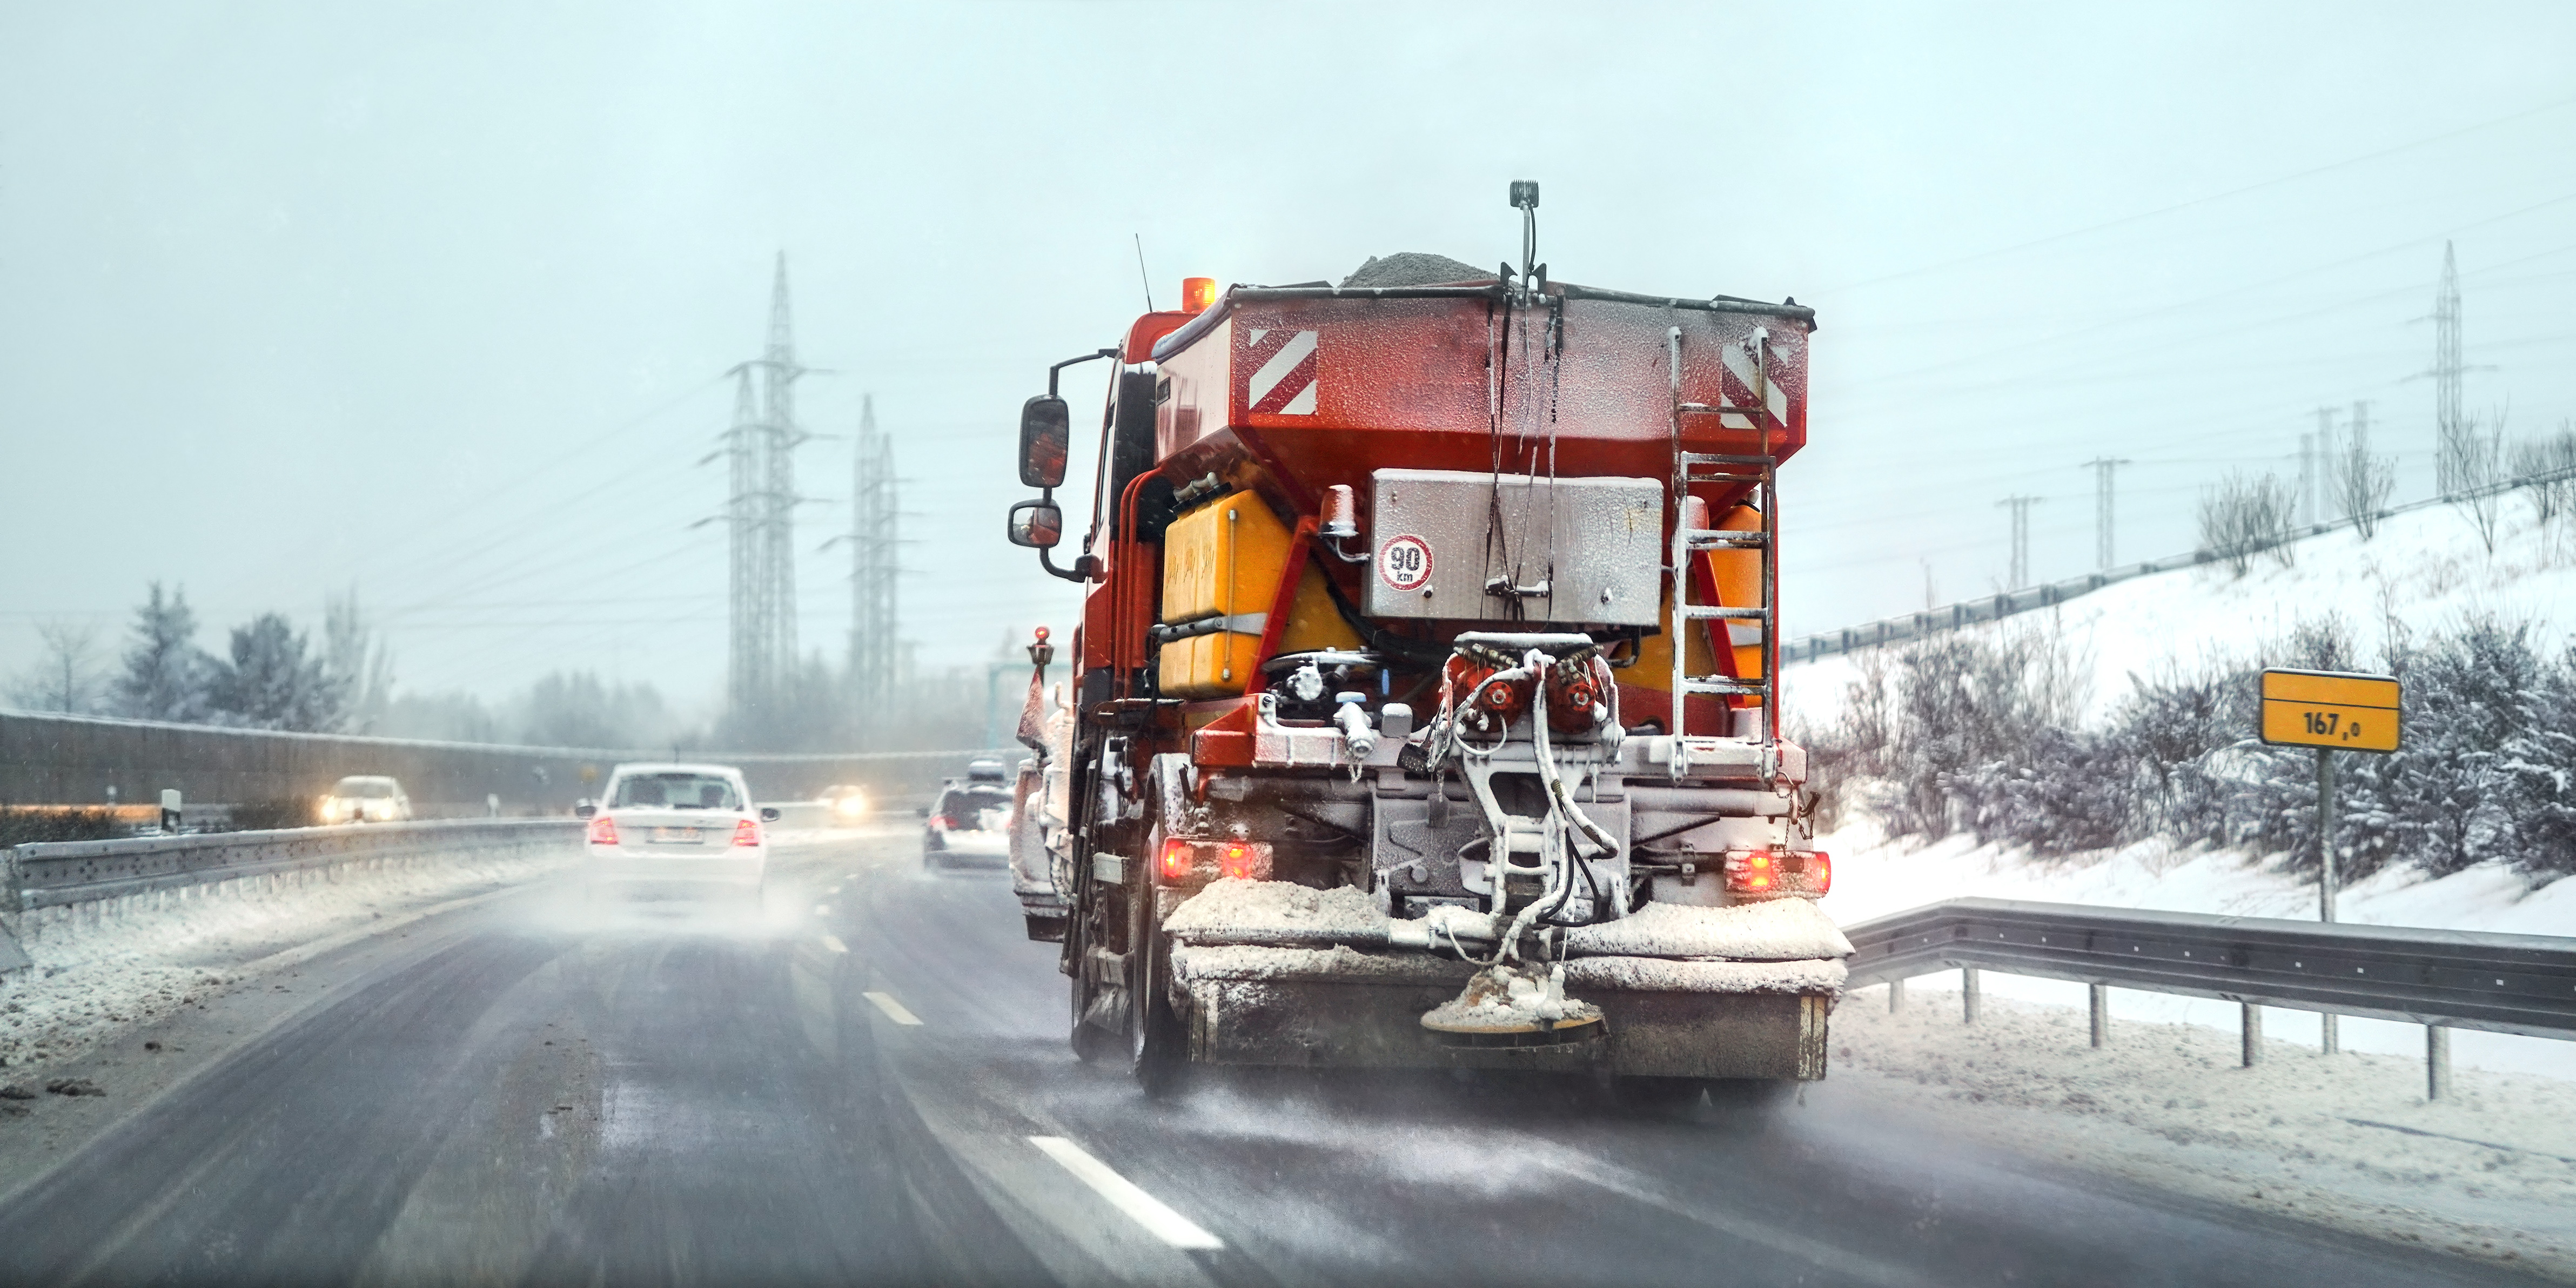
[1069,974,1119,1063]
[1126,882,1185,1098]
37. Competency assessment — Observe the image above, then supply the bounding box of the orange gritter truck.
[1003,184,1850,1104]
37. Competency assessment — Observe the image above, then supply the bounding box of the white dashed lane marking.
[863,991,922,1025]
[1028,1136,1224,1250]
[820,934,848,954]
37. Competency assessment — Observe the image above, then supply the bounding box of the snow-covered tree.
[8,621,106,714]
[323,588,394,734]
[110,582,217,722]
[208,613,344,732]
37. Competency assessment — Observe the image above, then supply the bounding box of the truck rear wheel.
[1127,882,1185,1098]
[1069,974,1119,1063]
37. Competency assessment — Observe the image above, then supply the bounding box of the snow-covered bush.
[1807,613,2576,881]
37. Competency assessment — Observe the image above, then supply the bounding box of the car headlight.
[835,795,866,816]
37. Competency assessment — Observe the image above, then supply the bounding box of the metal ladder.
[1665,325,1779,781]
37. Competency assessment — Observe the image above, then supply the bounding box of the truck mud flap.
[1175,956,1829,1079]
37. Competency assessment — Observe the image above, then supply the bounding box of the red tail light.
[1219,842,1260,881]
[1735,851,1774,893]
[586,815,618,846]
[732,819,761,848]
[1156,837,1273,885]
[1723,849,1827,898]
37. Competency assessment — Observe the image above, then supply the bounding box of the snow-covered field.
[1833,993,2576,1276]
[1,848,571,1072]
[1787,499,2576,730]
[1788,498,2576,1080]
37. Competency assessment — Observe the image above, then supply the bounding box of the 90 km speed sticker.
[1378,534,1433,592]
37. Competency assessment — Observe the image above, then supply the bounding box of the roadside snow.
[1833,990,2576,1277]
[1780,499,2576,1081]
[1,847,568,1071]
[1814,815,2576,1081]
[1785,501,2576,731]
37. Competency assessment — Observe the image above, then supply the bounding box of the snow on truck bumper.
[1162,881,1847,1078]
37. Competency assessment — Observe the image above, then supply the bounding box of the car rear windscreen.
[612,774,741,810]
[941,786,1011,822]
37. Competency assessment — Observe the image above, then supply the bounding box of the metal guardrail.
[1842,897,2576,1039]
[2,818,581,915]
[1786,461,2576,666]
[1840,897,2576,1098]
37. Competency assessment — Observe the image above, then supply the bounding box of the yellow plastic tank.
[1157,489,1361,698]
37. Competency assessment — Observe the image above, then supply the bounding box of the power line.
[1820,94,2576,295]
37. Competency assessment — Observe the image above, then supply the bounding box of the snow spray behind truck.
[1003,185,1849,1103]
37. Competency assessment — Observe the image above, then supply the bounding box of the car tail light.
[732,819,761,848]
[1723,849,1828,898]
[586,815,619,846]
[1156,837,1273,885]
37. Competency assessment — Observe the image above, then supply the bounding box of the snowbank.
[1786,501,2576,730]
[1833,991,2576,1275]
[1814,815,2576,1079]
[1782,498,2576,1078]
[1,846,567,1070]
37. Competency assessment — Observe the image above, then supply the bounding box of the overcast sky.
[5,2,2571,722]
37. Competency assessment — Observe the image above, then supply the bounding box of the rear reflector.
[732,819,761,848]
[586,815,619,846]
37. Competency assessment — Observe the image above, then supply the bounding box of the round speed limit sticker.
[1377,534,1433,593]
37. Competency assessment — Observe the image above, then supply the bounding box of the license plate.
[650,827,703,843]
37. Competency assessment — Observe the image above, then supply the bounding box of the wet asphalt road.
[0,829,2550,1287]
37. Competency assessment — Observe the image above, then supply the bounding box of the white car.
[320,775,412,824]
[580,762,774,899]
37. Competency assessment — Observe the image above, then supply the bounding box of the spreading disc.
[1420,964,1605,1046]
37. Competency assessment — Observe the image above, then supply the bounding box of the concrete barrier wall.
[0,710,1018,813]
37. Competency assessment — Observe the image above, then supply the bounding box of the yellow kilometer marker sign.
[2258,669,2400,753]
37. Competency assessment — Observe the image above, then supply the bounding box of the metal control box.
[1363,468,1664,627]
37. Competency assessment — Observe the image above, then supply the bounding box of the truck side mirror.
[759,806,782,822]
[1019,395,1070,488]
[1007,498,1064,548]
